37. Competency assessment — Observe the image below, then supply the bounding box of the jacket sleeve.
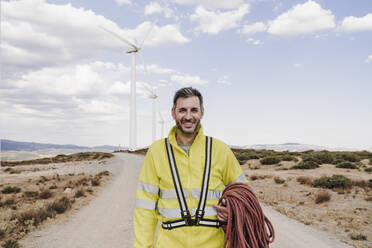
[222,145,248,185]
[133,147,160,248]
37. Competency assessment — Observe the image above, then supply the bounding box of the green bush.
[314,175,352,189]
[336,162,357,169]
[274,177,285,184]
[291,161,319,170]
[280,154,297,161]
[1,187,21,194]
[365,167,372,173]
[301,155,321,165]
[260,156,280,165]
[313,152,334,164]
[336,152,360,162]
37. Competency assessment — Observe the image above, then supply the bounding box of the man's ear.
[171,107,176,120]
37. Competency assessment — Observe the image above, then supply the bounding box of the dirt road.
[20,153,352,248]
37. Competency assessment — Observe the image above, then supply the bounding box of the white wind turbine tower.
[100,24,154,150]
[142,85,158,142]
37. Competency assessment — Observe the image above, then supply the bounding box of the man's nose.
[185,110,192,119]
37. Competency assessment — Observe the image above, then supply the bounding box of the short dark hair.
[173,87,203,109]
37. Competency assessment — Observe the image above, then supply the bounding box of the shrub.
[350,233,367,241]
[24,191,39,198]
[91,177,100,186]
[336,152,360,162]
[48,197,72,214]
[49,185,57,190]
[315,190,331,204]
[352,179,372,189]
[313,152,334,164]
[291,161,319,170]
[0,229,5,239]
[1,187,21,194]
[365,167,372,173]
[314,175,352,189]
[74,188,85,198]
[39,189,52,199]
[296,176,313,185]
[97,171,110,177]
[301,155,321,164]
[260,156,280,165]
[336,162,357,169]
[4,198,15,206]
[274,177,285,184]
[280,154,297,161]
[1,240,20,248]
[250,175,259,181]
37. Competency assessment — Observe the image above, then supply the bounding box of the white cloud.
[293,63,302,68]
[365,55,372,63]
[216,75,231,85]
[138,64,176,74]
[1,0,189,74]
[246,38,263,45]
[190,4,250,34]
[171,0,245,9]
[114,0,131,5]
[239,22,267,34]
[120,22,190,47]
[339,13,372,32]
[267,0,335,36]
[170,74,208,86]
[144,2,174,19]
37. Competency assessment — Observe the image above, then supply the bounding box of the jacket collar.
[168,124,204,148]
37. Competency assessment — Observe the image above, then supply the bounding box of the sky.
[1,0,372,150]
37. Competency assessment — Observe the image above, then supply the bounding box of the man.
[133,87,246,247]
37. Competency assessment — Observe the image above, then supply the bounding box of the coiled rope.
[219,182,275,248]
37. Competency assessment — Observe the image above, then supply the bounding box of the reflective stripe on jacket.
[133,125,247,248]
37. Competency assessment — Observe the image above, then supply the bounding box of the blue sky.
[1,0,371,149]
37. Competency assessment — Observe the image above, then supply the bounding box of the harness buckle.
[185,218,198,226]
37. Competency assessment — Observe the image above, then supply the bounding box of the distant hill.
[1,139,123,152]
[231,143,369,152]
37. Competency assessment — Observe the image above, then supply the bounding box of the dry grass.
[296,176,313,186]
[39,189,52,199]
[315,190,331,204]
[0,171,111,245]
[245,155,372,248]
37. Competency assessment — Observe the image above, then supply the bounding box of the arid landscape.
[0,149,371,248]
[233,149,372,248]
[0,152,114,248]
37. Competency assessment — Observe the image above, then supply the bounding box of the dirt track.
[20,153,352,248]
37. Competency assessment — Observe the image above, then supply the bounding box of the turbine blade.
[99,26,137,49]
[139,21,156,48]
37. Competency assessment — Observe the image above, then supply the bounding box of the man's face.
[172,96,204,135]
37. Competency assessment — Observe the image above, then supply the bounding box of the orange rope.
[219,182,275,248]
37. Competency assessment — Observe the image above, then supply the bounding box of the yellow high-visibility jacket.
[133,125,247,248]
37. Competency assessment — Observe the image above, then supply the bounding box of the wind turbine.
[100,24,154,150]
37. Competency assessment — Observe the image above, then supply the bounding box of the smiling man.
[133,87,246,248]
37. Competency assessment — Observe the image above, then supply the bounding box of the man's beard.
[176,120,200,135]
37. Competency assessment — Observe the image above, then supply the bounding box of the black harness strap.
[162,136,220,230]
